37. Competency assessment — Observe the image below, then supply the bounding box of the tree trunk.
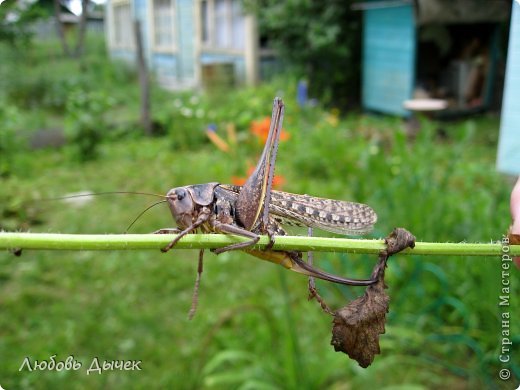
[53,0,70,56]
[74,0,89,57]
[134,20,152,136]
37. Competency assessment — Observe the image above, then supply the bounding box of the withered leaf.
[331,228,415,368]
[383,228,416,256]
[331,277,389,368]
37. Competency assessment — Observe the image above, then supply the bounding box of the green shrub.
[152,75,299,152]
[65,89,115,161]
[0,101,26,177]
[0,177,42,231]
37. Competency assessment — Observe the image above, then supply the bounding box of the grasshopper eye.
[175,188,186,200]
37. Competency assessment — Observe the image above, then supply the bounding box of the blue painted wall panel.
[177,0,195,81]
[108,0,249,87]
[152,53,178,79]
[111,49,136,63]
[362,5,416,116]
[497,2,520,175]
[134,0,146,20]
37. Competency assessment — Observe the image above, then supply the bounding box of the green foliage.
[0,35,139,166]
[1,37,136,113]
[0,101,26,177]
[251,0,362,107]
[0,37,517,390]
[153,90,208,150]
[153,76,297,153]
[65,89,115,161]
[2,108,517,389]
[0,177,42,231]
[0,0,48,46]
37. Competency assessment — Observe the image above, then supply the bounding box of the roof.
[353,0,510,24]
[415,0,510,25]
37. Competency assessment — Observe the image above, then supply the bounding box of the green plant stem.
[1,232,519,256]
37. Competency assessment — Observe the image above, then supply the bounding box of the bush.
[253,0,362,108]
[0,101,26,177]
[65,89,115,161]
[1,35,136,113]
[153,76,299,152]
[0,177,42,231]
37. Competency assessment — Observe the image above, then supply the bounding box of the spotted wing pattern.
[269,191,377,235]
[219,184,377,236]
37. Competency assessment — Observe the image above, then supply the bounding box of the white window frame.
[151,0,177,53]
[111,0,134,50]
[200,0,245,53]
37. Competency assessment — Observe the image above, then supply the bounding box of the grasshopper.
[158,98,378,287]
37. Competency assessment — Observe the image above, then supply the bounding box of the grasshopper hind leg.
[211,221,261,254]
[306,227,334,315]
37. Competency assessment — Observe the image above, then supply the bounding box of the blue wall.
[153,53,179,80]
[497,1,520,175]
[176,0,195,81]
[362,5,416,116]
[107,0,250,87]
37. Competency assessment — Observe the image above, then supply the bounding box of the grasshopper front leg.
[160,207,211,252]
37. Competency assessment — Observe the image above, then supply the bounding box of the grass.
[0,37,519,389]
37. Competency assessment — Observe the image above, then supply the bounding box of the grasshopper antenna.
[40,191,167,202]
[124,200,168,233]
[37,192,168,232]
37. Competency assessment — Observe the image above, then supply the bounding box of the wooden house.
[105,0,265,89]
[356,0,510,116]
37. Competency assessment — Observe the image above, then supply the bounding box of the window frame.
[151,0,177,53]
[200,0,246,54]
[111,0,134,50]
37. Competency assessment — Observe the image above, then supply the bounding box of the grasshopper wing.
[269,191,377,235]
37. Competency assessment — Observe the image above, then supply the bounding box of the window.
[201,0,245,51]
[113,2,133,48]
[153,0,175,51]
[201,0,210,44]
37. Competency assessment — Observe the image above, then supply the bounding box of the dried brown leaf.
[331,279,388,367]
[330,228,415,368]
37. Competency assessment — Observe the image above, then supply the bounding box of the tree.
[53,0,70,55]
[73,0,88,56]
[0,0,48,46]
[251,0,362,108]
[53,0,89,57]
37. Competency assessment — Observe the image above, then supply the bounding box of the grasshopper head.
[166,187,195,228]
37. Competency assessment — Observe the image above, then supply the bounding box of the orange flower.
[250,117,290,143]
[231,176,247,186]
[272,174,286,188]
